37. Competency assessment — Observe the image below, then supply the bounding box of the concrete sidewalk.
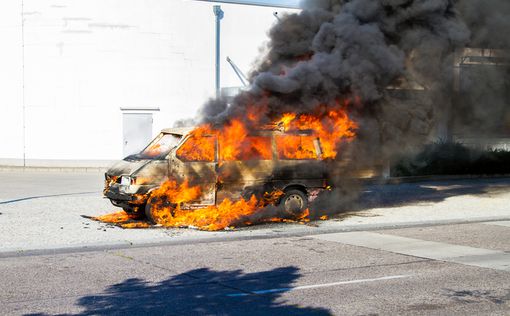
[0,171,509,257]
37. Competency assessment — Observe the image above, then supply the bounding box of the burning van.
[104,125,333,222]
[103,108,357,229]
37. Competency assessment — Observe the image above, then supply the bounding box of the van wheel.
[145,197,159,224]
[122,207,134,214]
[280,189,308,214]
[145,196,175,225]
[144,197,157,224]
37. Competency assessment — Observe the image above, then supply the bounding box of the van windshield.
[137,133,182,159]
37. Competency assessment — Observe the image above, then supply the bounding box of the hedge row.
[392,141,510,177]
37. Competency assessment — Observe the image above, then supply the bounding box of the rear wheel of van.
[280,189,308,215]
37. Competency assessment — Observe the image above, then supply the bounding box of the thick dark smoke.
[191,0,508,216]
[200,0,471,157]
[457,0,510,49]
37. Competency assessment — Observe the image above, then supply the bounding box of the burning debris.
[98,0,509,231]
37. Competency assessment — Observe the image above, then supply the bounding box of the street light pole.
[213,5,224,99]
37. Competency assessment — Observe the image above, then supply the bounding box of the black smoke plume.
[192,0,509,215]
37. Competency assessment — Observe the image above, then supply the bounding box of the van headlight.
[120,176,132,186]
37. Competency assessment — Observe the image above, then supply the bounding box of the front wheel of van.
[145,197,157,224]
[145,195,176,225]
[145,196,163,224]
[280,189,308,215]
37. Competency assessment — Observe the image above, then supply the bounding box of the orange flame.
[274,107,357,159]
[276,135,318,159]
[176,125,216,162]
[158,195,261,231]
[145,181,292,231]
[175,103,357,163]
[93,211,139,223]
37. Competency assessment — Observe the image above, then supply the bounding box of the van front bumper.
[105,189,132,202]
[104,183,152,202]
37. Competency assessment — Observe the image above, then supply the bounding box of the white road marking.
[312,232,510,272]
[226,275,411,297]
[483,221,510,228]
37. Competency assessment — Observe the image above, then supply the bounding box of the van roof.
[161,127,194,136]
[162,126,315,136]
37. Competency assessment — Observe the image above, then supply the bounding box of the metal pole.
[213,5,224,98]
[21,0,26,167]
[196,0,301,9]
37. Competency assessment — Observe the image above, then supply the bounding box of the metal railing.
[194,0,301,9]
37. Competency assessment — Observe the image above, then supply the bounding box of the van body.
[104,127,329,217]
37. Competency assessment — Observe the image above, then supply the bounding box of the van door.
[216,135,275,201]
[174,135,217,208]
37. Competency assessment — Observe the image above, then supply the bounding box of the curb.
[1,216,509,258]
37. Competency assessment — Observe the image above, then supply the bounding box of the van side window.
[220,136,271,161]
[276,135,318,160]
[176,136,216,162]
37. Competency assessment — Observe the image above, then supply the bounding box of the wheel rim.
[284,193,304,212]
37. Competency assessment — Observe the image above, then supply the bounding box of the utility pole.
[213,5,224,98]
[21,0,26,167]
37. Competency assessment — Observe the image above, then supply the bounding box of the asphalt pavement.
[2,221,510,315]
[0,171,509,315]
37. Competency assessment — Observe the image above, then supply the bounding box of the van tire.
[122,207,134,214]
[145,196,159,224]
[145,196,176,225]
[280,189,308,214]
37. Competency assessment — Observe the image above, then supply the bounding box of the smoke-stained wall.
[453,49,510,138]
[0,0,294,166]
[454,0,510,140]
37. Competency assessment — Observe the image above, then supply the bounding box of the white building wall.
[0,1,24,162]
[0,0,297,166]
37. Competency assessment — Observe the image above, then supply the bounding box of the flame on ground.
[147,181,298,231]
[92,211,151,229]
[95,180,318,231]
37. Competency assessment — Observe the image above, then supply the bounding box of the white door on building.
[122,113,153,157]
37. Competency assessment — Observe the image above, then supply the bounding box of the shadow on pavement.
[356,178,510,210]
[26,266,331,316]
